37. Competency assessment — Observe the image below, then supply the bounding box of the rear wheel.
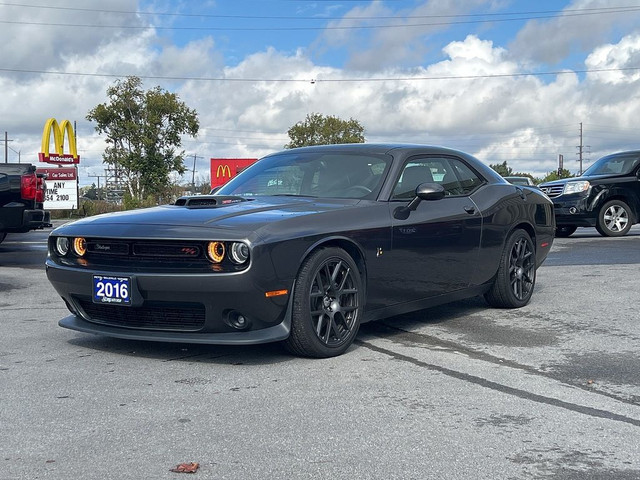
[485,229,536,309]
[555,225,577,238]
[596,200,633,237]
[284,247,363,358]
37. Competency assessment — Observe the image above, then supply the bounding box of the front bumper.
[552,195,597,227]
[46,261,293,345]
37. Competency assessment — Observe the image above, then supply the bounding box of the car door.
[376,155,483,307]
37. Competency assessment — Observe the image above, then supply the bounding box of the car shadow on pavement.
[64,296,490,363]
[358,296,489,341]
[66,335,293,365]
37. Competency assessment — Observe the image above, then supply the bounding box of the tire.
[0,232,6,244]
[485,229,536,309]
[284,247,363,358]
[555,225,577,238]
[595,200,633,237]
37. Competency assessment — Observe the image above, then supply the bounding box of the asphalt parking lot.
[1,224,639,479]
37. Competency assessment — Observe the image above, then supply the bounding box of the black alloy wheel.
[485,229,536,309]
[284,247,363,358]
[596,200,633,237]
[555,225,577,238]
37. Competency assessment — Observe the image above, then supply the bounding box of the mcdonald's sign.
[217,164,232,179]
[210,158,258,189]
[39,118,80,164]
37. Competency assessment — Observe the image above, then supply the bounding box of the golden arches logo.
[39,118,80,164]
[216,164,232,178]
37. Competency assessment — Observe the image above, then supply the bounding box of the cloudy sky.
[1,0,640,186]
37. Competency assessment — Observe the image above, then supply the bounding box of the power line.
[2,6,640,31]
[1,2,639,22]
[2,65,638,83]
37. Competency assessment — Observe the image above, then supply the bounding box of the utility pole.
[2,132,14,163]
[577,122,583,175]
[88,174,106,200]
[191,153,204,192]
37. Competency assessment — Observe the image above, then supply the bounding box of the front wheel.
[485,229,536,309]
[596,200,633,237]
[283,247,363,358]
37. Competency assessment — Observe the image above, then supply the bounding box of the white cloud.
[508,0,640,66]
[315,0,495,71]
[1,1,640,184]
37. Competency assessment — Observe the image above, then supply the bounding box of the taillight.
[20,173,37,201]
[36,175,45,203]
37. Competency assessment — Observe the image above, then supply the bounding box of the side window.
[450,160,484,194]
[391,161,437,200]
[391,157,483,200]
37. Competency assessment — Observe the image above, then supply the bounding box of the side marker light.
[265,290,289,298]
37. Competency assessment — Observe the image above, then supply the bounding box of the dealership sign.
[39,118,80,164]
[37,167,79,210]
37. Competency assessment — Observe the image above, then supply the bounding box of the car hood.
[540,174,609,187]
[52,196,366,241]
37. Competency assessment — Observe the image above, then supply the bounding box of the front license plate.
[93,275,131,305]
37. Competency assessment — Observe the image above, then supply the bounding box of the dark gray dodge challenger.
[46,144,555,357]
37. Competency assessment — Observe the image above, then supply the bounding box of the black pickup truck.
[539,150,640,237]
[0,163,50,244]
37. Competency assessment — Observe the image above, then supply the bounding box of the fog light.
[227,311,250,330]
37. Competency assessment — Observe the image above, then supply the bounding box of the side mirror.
[415,182,446,202]
[394,183,445,219]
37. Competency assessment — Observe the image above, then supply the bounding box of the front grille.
[132,243,202,258]
[540,185,564,198]
[51,237,250,273]
[76,298,206,331]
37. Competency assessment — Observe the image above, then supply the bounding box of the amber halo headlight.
[55,237,70,256]
[72,237,87,256]
[230,242,250,264]
[207,241,225,263]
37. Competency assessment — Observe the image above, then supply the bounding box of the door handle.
[464,206,476,214]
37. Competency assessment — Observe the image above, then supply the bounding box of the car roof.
[260,143,506,184]
[262,143,467,157]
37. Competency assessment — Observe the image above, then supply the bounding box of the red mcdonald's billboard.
[210,158,258,189]
[39,118,80,164]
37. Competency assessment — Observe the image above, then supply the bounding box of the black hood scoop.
[174,195,250,208]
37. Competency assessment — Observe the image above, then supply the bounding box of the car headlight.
[207,241,225,263]
[73,237,87,256]
[55,237,69,256]
[564,181,590,195]
[230,242,250,264]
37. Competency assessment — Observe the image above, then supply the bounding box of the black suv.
[539,150,640,237]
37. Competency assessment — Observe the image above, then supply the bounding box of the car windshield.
[216,151,392,199]
[505,177,532,186]
[583,152,640,176]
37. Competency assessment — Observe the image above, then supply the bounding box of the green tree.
[87,76,199,201]
[539,168,574,183]
[489,161,513,177]
[285,113,365,148]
